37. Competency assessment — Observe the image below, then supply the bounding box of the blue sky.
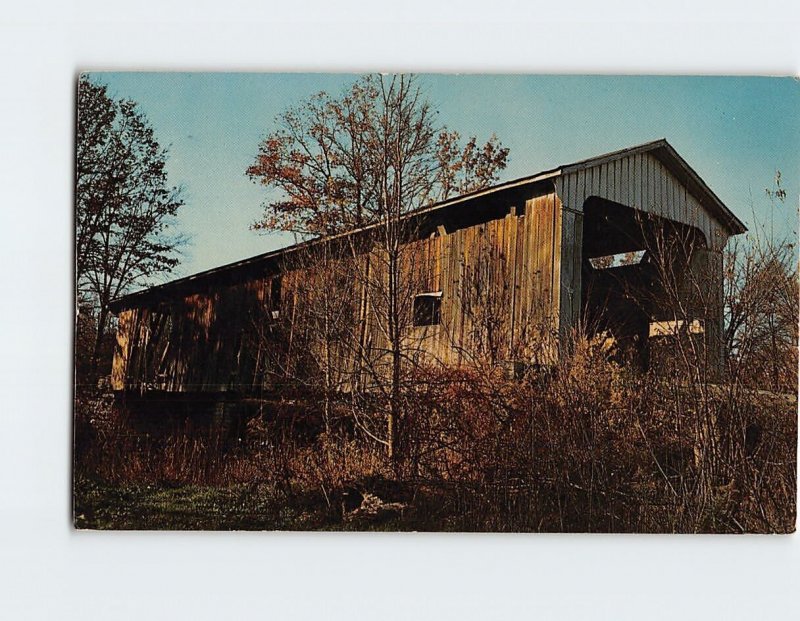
[88,73,800,282]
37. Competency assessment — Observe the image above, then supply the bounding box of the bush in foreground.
[74,340,796,532]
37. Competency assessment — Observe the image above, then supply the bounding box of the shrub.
[74,336,796,532]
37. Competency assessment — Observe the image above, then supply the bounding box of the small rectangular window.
[413,292,442,327]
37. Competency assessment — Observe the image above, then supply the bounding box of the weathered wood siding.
[111,277,276,392]
[111,188,564,393]
[395,191,562,369]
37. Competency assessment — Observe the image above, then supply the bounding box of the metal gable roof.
[559,138,746,235]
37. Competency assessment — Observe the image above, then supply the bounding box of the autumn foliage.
[246,74,509,236]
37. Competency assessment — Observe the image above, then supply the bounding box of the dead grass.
[74,339,796,532]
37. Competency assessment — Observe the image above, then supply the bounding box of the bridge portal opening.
[580,197,708,370]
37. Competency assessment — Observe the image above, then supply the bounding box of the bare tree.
[277,248,360,434]
[246,74,510,461]
[724,172,798,393]
[76,75,185,375]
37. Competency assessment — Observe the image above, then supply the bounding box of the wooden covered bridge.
[109,139,746,410]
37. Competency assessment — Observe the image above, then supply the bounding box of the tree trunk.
[90,305,109,377]
[387,246,402,468]
[323,311,332,436]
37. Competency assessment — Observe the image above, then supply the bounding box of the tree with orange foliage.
[246,74,509,236]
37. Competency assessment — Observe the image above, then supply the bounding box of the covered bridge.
[109,139,746,405]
